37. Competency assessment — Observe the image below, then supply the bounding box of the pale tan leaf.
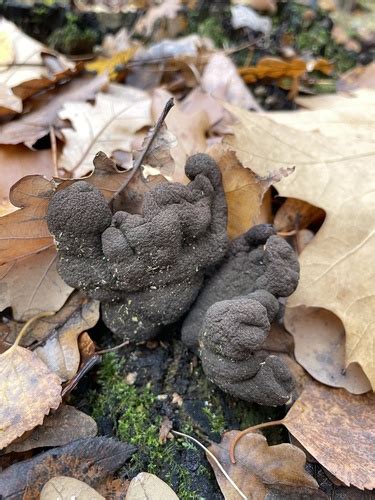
[135,0,182,36]
[152,88,209,183]
[0,19,77,115]
[35,300,99,381]
[208,431,319,499]
[0,83,21,114]
[139,123,177,177]
[285,307,371,394]
[41,476,105,500]
[0,74,108,148]
[6,405,97,453]
[126,472,179,500]
[225,99,375,388]
[58,84,152,177]
[0,344,62,450]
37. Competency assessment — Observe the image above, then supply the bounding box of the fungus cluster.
[47,153,299,405]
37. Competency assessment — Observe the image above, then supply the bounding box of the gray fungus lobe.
[47,153,300,406]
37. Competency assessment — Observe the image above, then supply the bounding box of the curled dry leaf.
[41,476,105,500]
[126,472,179,500]
[58,84,152,177]
[6,405,97,453]
[139,122,177,177]
[225,100,375,389]
[208,430,319,499]
[285,307,371,394]
[274,198,325,232]
[35,300,100,381]
[208,144,271,238]
[0,342,62,450]
[0,18,77,116]
[0,74,108,148]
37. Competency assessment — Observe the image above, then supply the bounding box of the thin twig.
[111,97,174,205]
[62,354,102,397]
[49,126,58,177]
[96,340,129,355]
[171,430,248,500]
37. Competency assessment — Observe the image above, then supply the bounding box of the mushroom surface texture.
[47,153,228,341]
[182,224,300,405]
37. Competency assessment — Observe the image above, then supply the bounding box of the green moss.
[47,13,97,55]
[90,354,202,499]
[202,403,226,435]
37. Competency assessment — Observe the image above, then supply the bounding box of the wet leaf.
[0,437,136,498]
[0,343,62,450]
[126,472,179,500]
[208,430,319,499]
[285,307,371,394]
[58,84,152,177]
[41,476,105,500]
[225,99,375,388]
[6,405,97,453]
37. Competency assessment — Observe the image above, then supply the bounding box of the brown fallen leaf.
[274,198,325,233]
[208,145,271,238]
[0,74,108,148]
[285,307,371,394]
[0,145,54,203]
[0,317,62,450]
[0,437,136,498]
[231,382,375,490]
[58,84,152,177]
[0,18,78,116]
[126,472,179,500]
[208,430,319,499]
[0,176,72,320]
[159,416,173,444]
[135,0,182,37]
[6,405,97,453]
[138,122,177,178]
[35,300,100,381]
[225,100,375,389]
[41,476,105,500]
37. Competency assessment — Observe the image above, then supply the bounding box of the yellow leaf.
[85,48,138,80]
[0,32,13,66]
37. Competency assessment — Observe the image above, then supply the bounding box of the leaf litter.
[0,8,374,498]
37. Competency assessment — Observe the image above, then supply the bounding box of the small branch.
[229,419,286,464]
[96,339,129,355]
[111,97,174,205]
[172,430,248,500]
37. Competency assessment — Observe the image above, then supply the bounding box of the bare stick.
[111,97,174,204]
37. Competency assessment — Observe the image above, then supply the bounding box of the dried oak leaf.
[0,74,108,148]
[0,436,136,499]
[0,343,62,450]
[34,299,100,381]
[283,382,375,490]
[126,472,179,500]
[6,405,97,453]
[0,176,72,320]
[0,152,154,320]
[225,100,375,389]
[41,476,105,500]
[208,430,320,499]
[0,18,78,116]
[58,84,152,177]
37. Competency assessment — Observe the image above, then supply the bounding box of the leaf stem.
[3,312,54,356]
[229,419,286,464]
[111,97,174,204]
